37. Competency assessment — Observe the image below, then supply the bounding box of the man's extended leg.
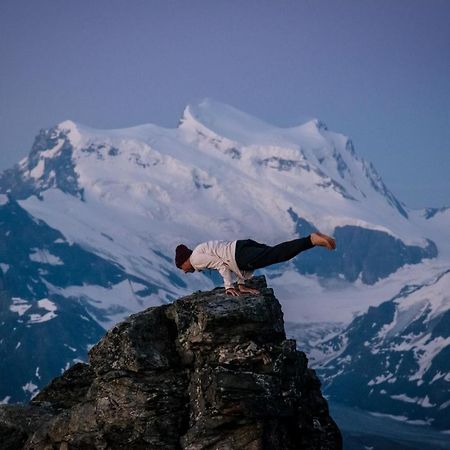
[236,236,315,271]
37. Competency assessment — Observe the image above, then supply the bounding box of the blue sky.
[1,0,449,208]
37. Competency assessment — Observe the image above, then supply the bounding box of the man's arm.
[191,245,254,296]
[217,265,236,291]
[190,251,238,293]
[236,270,260,295]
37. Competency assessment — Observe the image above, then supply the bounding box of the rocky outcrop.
[0,276,342,449]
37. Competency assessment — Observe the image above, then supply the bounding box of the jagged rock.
[0,276,342,449]
[0,404,54,450]
[31,363,95,410]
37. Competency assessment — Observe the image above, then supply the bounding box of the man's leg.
[236,237,314,271]
[235,239,269,269]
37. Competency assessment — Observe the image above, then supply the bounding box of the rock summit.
[0,276,342,449]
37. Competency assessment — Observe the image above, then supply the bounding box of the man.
[175,232,336,296]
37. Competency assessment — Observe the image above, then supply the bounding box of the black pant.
[235,236,314,271]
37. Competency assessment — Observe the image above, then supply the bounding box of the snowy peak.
[0,99,417,236]
[179,98,276,142]
[0,124,83,200]
[55,120,82,143]
[290,118,329,134]
[177,100,407,217]
[311,118,329,131]
[180,99,330,138]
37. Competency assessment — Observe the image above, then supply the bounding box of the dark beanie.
[175,244,193,268]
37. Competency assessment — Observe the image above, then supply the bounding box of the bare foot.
[311,232,336,250]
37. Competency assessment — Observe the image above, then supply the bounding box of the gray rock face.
[0,276,342,449]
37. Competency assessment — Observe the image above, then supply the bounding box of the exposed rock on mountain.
[0,276,342,449]
[289,210,437,285]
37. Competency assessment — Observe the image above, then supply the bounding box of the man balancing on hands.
[175,232,336,296]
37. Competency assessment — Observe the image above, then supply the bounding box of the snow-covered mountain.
[313,267,450,430]
[0,99,448,427]
[290,206,450,431]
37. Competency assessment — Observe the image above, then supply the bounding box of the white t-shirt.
[189,240,254,289]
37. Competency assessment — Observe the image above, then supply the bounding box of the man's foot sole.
[312,232,336,250]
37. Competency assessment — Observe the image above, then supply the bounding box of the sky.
[1,0,449,209]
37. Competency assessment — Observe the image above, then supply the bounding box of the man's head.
[175,244,194,273]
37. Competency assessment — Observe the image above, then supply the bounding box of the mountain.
[0,99,437,299]
[0,276,342,449]
[0,196,160,402]
[0,99,448,430]
[312,268,450,431]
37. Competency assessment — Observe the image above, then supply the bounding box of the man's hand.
[238,285,260,295]
[226,287,241,296]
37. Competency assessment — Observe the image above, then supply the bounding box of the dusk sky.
[1,0,449,208]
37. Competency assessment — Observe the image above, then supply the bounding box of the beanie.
[175,244,193,268]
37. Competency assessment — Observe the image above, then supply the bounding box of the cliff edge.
[0,276,342,449]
